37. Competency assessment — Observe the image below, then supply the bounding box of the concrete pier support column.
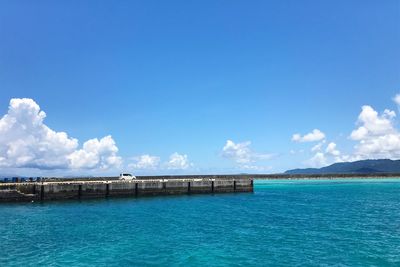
[106,183,109,197]
[211,181,214,193]
[78,184,82,199]
[188,182,191,194]
[135,183,138,196]
[234,180,237,191]
[40,185,44,201]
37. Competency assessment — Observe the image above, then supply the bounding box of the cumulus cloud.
[393,94,400,106]
[222,140,272,164]
[222,140,253,164]
[221,140,272,171]
[128,154,160,170]
[68,136,121,169]
[306,152,328,168]
[0,98,121,170]
[349,105,400,159]
[311,140,326,152]
[305,142,343,168]
[350,106,395,140]
[166,152,192,170]
[305,96,400,167]
[126,153,193,172]
[325,142,340,156]
[292,129,325,142]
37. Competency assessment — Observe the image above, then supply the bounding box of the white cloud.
[166,152,192,170]
[303,95,400,167]
[292,129,325,142]
[221,140,272,171]
[68,136,121,169]
[350,106,395,140]
[239,165,272,172]
[325,142,340,156]
[350,126,369,141]
[305,141,343,168]
[126,153,193,172]
[384,109,396,119]
[128,154,160,170]
[222,140,272,164]
[311,140,326,152]
[349,105,400,159]
[0,98,121,170]
[393,94,400,106]
[306,152,328,168]
[222,140,253,164]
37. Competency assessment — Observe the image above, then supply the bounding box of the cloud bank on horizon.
[1,94,400,174]
[294,94,400,168]
[0,98,192,174]
[0,98,121,170]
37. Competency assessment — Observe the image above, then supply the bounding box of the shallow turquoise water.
[1,179,400,266]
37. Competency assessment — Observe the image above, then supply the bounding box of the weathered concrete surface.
[109,182,136,197]
[235,179,254,192]
[80,183,108,199]
[137,181,165,196]
[0,178,253,203]
[0,189,36,202]
[165,181,189,195]
[213,180,234,193]
[44,183,80,200]
[190,180,213,194]
[0,184,37,202]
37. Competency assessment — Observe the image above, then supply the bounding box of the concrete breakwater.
[0,178,253,202]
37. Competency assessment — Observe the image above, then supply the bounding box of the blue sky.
[0,1,399,176]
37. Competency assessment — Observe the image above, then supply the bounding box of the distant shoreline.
[2,173,400,183]
[250,173,400,179]
[253,173,400,180]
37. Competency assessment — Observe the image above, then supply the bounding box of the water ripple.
[1,180,400,266]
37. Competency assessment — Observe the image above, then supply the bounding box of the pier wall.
[0,178,253,202]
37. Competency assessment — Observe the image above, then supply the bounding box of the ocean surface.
[1,179,400,266]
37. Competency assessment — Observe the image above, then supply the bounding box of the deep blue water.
[1,179,400,266]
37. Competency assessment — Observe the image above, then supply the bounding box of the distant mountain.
[285,159,400,174]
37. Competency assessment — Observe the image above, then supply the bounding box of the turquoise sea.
[1,179,400,266]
